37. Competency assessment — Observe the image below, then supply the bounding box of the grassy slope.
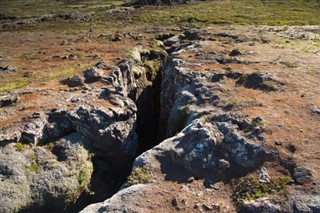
[1,0,319,26]
[0,0,124,17]
[130,0,320,27]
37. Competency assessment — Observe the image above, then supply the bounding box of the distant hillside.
[126,0,191,6]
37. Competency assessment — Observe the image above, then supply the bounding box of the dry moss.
[127,167,152,186]
[233,175,292,201]
[15,142,28,152]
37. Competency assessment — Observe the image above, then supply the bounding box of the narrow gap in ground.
[136,65,162,154]
[67,55,168,213]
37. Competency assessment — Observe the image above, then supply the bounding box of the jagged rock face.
[2,26,319,212]
[138,117,265,179]
[81,28,320,212]
[0,47,166,212]
[0,82,138,211]
[136,118,258,179]
[81,31,273,212]
[0,134,93,212]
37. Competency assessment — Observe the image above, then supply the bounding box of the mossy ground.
[15,142,28,152]
[232,174,292,201]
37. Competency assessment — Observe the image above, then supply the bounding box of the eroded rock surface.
[81,27,320,213]
[0,46,167,212]
[1,26,320,213]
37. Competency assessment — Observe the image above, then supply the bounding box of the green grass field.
[0,0,124,17]
[137,0,320,26]
[1,0,319,26]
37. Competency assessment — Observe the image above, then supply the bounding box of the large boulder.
[0,134,93,212]
[80,184,149,213]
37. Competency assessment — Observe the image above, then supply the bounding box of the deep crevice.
[68,53,168,212]
[10,49,169,213]
[73,56,167,212]
[136,67,162,154]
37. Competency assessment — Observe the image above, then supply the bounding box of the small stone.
[194,204,201,209]
[202,204,214,210]
[229,49,241,56]
[218,159,230,170]
[183,29,204,40]
[258,167,270,183]
[293,167,312,184]
[187,177,195,183]
[252,117,263,124]
[83,67,104,83]
[91,53,101,59]
[32,112,41,118]
[311,106,320,114]
[180,185,190,193]
[62,54,78,60]
[261,37,271,43]
[0,93,18,107]
[171,197,178,207]
[23,71,34,77]
[112,34,122,42]
[60,75,84,87]
[286,144,296,153]
[197,191,203,197]
[181,199,188,205]
[0,65,17,72]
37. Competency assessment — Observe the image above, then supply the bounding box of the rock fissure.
[0,46,169,213]
[1,26,319,213]
[0,36,276,212]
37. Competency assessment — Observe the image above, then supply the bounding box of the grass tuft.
[0,79,28,93]
[27,162,41,173]
[15,142,28,152]
[233,174,292,201]
[47,68,77,81]
[127,167,152,186]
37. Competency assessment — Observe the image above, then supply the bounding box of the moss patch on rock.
[233,175,292,201]
[127,167,152,186]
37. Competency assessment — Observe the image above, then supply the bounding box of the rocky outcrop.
[0,134,93,212]
[1,27,319,212]
[134,117,266,179]
[0,45,167,212]
[0,77,138,212]
[81,28,319,212]
[81,32,272,212]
